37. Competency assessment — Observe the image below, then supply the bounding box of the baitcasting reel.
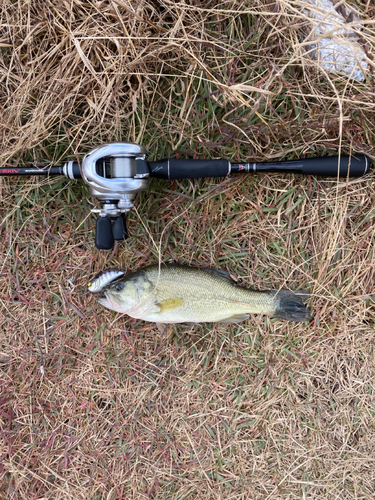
[64,143,150,250]
[1,142,370,250]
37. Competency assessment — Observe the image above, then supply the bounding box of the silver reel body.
[81,142,149,218]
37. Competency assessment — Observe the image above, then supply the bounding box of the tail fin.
[272,290,312,322]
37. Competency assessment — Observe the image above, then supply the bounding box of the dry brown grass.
[1,1,375,499]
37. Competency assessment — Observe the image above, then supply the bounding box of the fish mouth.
[98,289,109,300]
[96,290,128,314]
[96,291,110,308]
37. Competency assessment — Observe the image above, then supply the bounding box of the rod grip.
[148,158,230,179]
[300,155,369,177]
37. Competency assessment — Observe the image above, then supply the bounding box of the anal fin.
[217,314,249,324]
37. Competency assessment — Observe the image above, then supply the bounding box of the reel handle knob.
[112,214,128,241]
[95,216,114,250]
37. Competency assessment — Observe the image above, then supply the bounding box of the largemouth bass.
[90,264,312,327]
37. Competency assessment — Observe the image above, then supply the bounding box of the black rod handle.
[148,158,230,179]
[232,154,369,177]
[301,155,369,177]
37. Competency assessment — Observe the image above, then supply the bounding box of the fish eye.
[115,282,124,292]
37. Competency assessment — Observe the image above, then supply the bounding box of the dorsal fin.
[200,267,237,285]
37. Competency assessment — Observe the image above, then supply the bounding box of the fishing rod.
[0,142,370,250]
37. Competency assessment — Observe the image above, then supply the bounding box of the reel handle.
[95,216,114,250]
[95,214,128,250]
[112,214,128,241]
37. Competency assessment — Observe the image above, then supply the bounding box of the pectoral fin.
[218,314,249,324]
[157,298,184,312]
[156,322,167,334]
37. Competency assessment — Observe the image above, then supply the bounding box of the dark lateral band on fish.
[92,264,312,325]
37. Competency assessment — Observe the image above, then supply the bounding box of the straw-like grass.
[1,1,375,498]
